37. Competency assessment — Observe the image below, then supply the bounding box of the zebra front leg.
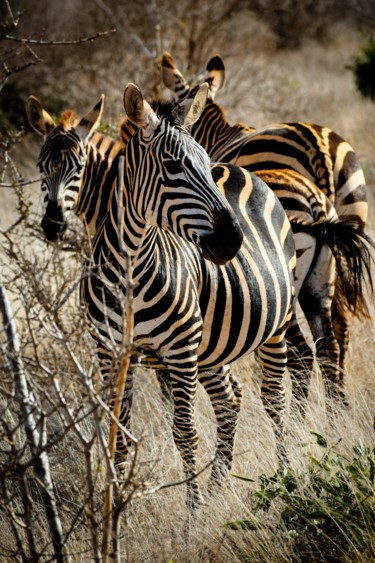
[95,342,136,476]
[169,369,202,513]
[113,367,135,475]
[257,330,288,469]
[199,365,243,492]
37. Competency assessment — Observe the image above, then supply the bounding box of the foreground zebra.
[26,85,296,510]
[161,52,373,403]
[122,101,375,410]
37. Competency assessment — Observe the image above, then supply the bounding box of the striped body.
[161,52,372,405]
[211,120,368,228]
[27,89,295,510]
[83,162,295,372]
[83,158,295,510]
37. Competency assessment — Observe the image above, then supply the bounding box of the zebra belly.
[196,253,292,370]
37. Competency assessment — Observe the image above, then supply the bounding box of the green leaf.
[231,473,255,483]
[223,517,265,531]
[311,432,328,448]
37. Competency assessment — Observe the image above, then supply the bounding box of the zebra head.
[25,96,104,241]
[123,83,243,265]
[161,51,225,103]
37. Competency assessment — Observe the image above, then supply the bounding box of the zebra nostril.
[200,208,243,265]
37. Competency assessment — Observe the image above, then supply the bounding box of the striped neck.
[75,133,123,235]
[190,100,256,161]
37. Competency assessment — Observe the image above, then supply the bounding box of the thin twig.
[5,29,116,46]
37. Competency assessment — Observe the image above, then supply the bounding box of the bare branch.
[95,0,155,58]
[4,28,116,46]
[0,271,68,562]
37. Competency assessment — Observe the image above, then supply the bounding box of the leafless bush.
[0,179,189,560]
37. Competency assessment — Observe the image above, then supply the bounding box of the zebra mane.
[118,115,138,147]
[58,110,79,130]
[204,98,254,135]
[119,98,186,148]
[150,98,183,126]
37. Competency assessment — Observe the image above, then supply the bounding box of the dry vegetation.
[1,0,375,561]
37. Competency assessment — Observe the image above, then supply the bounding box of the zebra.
[121,100,375,411]
[27,83,296,511]
[161,51,374,405]
[26,94,122,240]
[253,168,374,408]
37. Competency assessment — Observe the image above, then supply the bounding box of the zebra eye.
[164,159,183,175]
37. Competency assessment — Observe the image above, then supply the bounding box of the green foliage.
[351,37,375,100]
[227,421,375,562]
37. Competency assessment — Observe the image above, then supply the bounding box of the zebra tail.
[293,218,375,320]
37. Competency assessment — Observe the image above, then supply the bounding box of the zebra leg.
[199,365,243,491]
[169,369,202,512]
[113,367,135,473]
[257,328,288,468]
[95,341,136,475]
[298,249,348,408]
[155,369,174,406]
[331,297,350,384]
[285,308,314,418]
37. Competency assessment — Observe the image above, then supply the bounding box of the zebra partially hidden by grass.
[26,83,296,511]
[161,51,374,407]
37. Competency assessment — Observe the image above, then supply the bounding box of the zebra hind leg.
[199,365,243,493]
[257,329,289,469]
[155,369,174,411]
[285,309,314,419]
[299,291,348,411]
[331,298,350,386]
[298,247,349,411]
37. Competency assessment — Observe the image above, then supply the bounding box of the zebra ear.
[75,95,104,142]
[182,83,208,126]
[205,55,225,98]
[123,83,160,133]
[25,96,56,137]
[161,51,189,96]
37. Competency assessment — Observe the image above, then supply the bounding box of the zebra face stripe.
[37,129,86,240]
[127,117,243,264]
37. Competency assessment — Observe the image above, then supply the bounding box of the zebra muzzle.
[200,208,243,265]
[41,203,68,242]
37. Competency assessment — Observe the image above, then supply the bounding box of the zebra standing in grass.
[161,52,373,405]
[27,83,296,511]
[120,111,375,412]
